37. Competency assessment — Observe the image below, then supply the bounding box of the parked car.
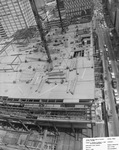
[115,96,119,102]
[105,48,108,52]
[111,72,115,78]
[108,65,112,72]
[108,60,111,65]
[111,78,117,89]
[104,44,107,48]
[113,89,118,97]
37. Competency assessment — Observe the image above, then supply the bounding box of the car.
[115,96,119,105]
[107,56,109,60]
[116,58,119,62]
[111,78,117,89]
[111,74,115,79]
[116,100,119,105]
[108,60,111,65]
[108,65,112,72]
[111,72,115,78]
[104,22,107,28]
[105,48,108,52]
[115,96,119,101]
[109,32,113,37]
[113,89,118,96]
[101,24,104,28]
[104,44,107,48]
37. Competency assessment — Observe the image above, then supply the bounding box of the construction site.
[0,0,108,150]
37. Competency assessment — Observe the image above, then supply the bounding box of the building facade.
[106,0,119,35]
[115,7,119,35]
[0,0,36,38]
[64,0,93,20]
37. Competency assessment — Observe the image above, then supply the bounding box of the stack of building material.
[76,57,79,74]
[37,79,45,93]
[66,80,71,93]
[67,76,78,94]
[69,76,78,94]
[19,46,33,52]
[66,69,69,82]
[69,52,74,59]
[47,70,66,83]
[31,73,42,85]
[35,77,45,92]
[69,58,77,71]
[76,58,81,75]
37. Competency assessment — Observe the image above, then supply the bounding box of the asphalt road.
[96,19,119,136]
[104,30,119,94]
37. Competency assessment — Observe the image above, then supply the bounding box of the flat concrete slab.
[0,23,94,101]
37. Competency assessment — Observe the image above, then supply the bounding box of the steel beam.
[7,120,16,131]
[56,0,64,32]
[52,123,60,136]
[19,120,29,131]
[71,124,76,138]
[35,121,42,131]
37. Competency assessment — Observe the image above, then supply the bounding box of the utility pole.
[56,0,64,33]
[29,0,53,71]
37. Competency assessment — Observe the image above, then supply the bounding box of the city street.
[95,16,119,136]
[104,30,119,94]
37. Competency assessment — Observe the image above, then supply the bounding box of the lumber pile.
[35,78,45,93]
[67,76,78,94]
[69,58,77,71]
[76,58,79,75]
[46,70,66,83]
[66,80,71,93]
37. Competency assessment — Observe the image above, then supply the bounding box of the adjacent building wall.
[108,0,119,35]
[115,7,119,36]
[35,0,45,7]
[0,0,36,38]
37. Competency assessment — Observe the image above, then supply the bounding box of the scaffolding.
[0,96,95,138]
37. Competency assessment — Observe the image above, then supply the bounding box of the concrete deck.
[0,23,94,102]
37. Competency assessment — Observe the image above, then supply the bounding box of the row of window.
[2,24,26,29]
[0,10,21,14]
[1,17,24,22]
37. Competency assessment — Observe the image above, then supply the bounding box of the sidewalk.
[95,21,115,136]
[103,8,119,59]
[110,29,119,59]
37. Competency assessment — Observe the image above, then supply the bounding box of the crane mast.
[29,0,53,71]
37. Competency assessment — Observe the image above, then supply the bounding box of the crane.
[29,0,53,71]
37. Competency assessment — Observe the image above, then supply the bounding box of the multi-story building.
[64,0,93,21]
[0,0,36,38]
